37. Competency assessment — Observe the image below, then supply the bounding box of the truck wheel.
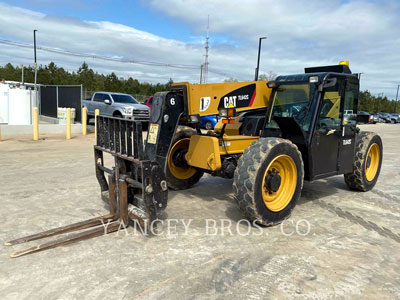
[166,127,204,190]
[113,112,123,118]
[205,121,213,130]
[344,132,383,191]
[233,138,304,226]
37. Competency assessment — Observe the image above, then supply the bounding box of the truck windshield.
[266,83,316,132]
[111,94,138,104]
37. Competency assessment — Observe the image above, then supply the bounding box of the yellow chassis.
[185,134,259,171]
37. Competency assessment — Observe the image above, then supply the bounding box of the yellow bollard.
[94,109,100,142]
[66,108,71,140]
[33,107,39,141]
[82,107,87,135]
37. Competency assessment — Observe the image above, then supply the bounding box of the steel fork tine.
[5,214,116,246]
[10,221,121,258]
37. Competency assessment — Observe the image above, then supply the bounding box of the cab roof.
[275,64,355,84]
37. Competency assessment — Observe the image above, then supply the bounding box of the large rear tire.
[166,127,204,190]
[344,132,383,191]
[233,138,304,226]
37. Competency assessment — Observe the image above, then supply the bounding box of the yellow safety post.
[82,107,87,135]
[94,109,100,142]
[66,108,71,140]
[33,107,39,141]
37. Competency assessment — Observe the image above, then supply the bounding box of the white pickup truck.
[82,92,150,122]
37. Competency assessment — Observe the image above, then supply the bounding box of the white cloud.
[0,1,399,98]
[0,3,211,83]
[148,0,400,98]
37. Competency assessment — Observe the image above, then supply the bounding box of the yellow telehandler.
[6,62,383,257]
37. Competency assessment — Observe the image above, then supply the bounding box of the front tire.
[344,132,383,191]
[113,112,123,118]
[233,138,304,226]
[166,127,204,190]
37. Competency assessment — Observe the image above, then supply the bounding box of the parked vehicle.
[370,113,380,123]
[201,115,219,130]
[344,110,354,124]
[379,113,396,123]
[389,113,400,123]
[145,96,153,110]
[357,111,373,124]
[373,113,386,123]
[375,113,390,123]
[82,92,150,123]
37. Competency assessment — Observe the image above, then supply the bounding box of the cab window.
[103,94,112,101]
[266,83,316,132]
[317,78,345,130]
[343,78,359,126]
[93,93,104,102]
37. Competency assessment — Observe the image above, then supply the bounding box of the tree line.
[0,62,172,101]
[358,90,398,113]
[0,62,398,112]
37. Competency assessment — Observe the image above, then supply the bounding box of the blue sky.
[1,0,222,43]
[0,0,399,98]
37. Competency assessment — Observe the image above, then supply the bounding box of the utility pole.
[202,16,210,84]
[254,37,267,81]
[377,93,384,112]
[21,64,24,85]
[395,84,400,112]
[33,29,38,91]
[200,64,203,84]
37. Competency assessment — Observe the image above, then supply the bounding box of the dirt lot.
[1,124,400,299]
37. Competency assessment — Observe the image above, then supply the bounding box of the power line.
[0,38,241,79]
[0,39,199,69]
[208,68,238,78]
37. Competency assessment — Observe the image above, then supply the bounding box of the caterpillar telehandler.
[6,61,383,257]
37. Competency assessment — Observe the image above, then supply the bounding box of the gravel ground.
[0,124,399,299]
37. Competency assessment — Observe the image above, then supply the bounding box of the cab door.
[102,94,114,116]
[310,77,345,179]
[92,93,106,115]
[338,77,358,174]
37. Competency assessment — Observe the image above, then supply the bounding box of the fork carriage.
[5,114,169,258]
[95,115,168,226]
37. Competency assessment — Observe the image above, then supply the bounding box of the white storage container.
[0,83,9,124]
[8,88,32,125]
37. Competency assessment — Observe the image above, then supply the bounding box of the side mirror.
[104,99,111,105]
[323,77,337,88]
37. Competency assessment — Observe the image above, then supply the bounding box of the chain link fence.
[83,90,150,103]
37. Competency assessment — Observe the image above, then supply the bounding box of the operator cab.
[263,63,359,181]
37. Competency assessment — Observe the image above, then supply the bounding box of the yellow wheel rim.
[167,138,196,180]
[365,143,380,182]
[262,155,297,212]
